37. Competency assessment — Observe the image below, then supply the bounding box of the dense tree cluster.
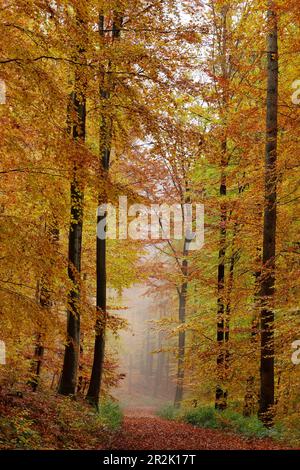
[0,0,300,434]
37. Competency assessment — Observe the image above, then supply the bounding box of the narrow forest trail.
[104,408,291,450]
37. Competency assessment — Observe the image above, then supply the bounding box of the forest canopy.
[0,0,300,451]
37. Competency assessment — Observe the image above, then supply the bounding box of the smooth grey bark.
[243,246,261,417]
[258,3,278,427]
[154,319,164,398]
[59,73,86,396]
[174,191,192,408]
[146,327,154,379]
[86,13,122,407]
[174,237,188,408]
[174,281,187,407]
[29,331,44,392]
[214,4,230,411]
[30,224,59,392]
[215,139,228,410]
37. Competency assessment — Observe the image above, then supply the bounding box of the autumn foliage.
[0,0,300,450]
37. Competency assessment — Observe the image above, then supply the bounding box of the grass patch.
[184,406,272,438]
[157,403,181,421]
[184,406,219,429]
[158,404,285,440]
[98,400,123,431]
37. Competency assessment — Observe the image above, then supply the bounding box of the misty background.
[111,285,176,411]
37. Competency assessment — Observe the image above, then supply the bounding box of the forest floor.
[106,407,292,450]
[0,391,294,450]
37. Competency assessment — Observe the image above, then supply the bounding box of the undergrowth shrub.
[157,403,181,421]
[0,390,123,449]
[98,400,123,431]
[158,404,285,440]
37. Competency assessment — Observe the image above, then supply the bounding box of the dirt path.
[105,408,290,450]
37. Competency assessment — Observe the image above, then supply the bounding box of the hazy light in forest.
[0,341,6,365]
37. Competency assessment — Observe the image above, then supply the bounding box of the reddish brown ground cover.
[0,393,294,450]
[106,408,292,450]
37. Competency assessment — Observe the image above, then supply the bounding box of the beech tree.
[258,0,278,426]
[87,10,123,407]
[58,4,88,396]
[1,0,300,447]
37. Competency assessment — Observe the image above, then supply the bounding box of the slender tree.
[29,223,59,391]
[86,12,122,407]
[214,3,230,411]
[174,270,188,405]
[174,236,189,407]
[258,1,278,427]
[59,10,87,395]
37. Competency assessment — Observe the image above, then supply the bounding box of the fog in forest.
[111,286,176,411]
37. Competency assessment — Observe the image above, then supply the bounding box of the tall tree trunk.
[29,331,44,392]
[30,223,59,391]
[59,71,86,396]
[86,176,108,406]
[214,3,231,411]
[243,246,261,417]
[174,191,192,408]
[165,352,170,394]
[139,337,145,375]
[77,339,84,395]
[146,327,154,379]
[174,259,188,407]
[86,13,122,407]
[154,309,164,398]
[215,140,228,410]
[128,354,133,394]
[28,279,48,392]
[258,2,278,427]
